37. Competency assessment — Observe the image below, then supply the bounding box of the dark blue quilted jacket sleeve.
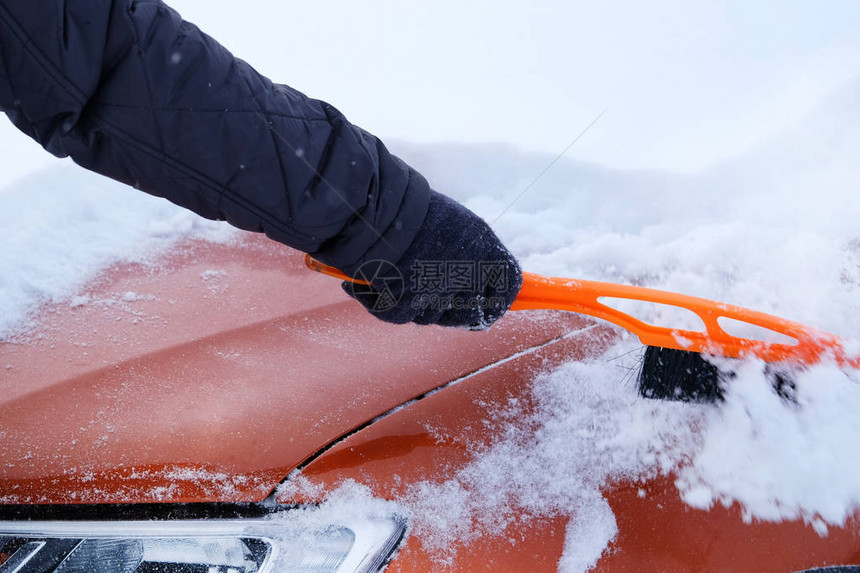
[0,0,430,275]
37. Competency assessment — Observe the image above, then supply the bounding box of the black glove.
[343,191,522,329]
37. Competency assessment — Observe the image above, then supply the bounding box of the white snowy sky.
[2,0,860,181]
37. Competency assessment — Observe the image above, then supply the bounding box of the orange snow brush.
[306,255,859,400]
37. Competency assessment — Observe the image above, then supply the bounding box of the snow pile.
[403,356,703,568]
[0,164,235,339]
[394,77,860,570]
[678,360,860,533]
[399,341,860,570]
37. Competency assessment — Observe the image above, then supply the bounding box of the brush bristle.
[638,346,727,403]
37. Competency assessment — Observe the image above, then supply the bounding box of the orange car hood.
[0,236,590,504]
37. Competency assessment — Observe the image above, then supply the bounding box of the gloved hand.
[343,191,522,329]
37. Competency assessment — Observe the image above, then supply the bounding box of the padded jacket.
[0,0,430,275]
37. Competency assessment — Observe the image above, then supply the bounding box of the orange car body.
[1,235,858,571]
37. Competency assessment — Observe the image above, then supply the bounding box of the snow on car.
[2,120,860,571]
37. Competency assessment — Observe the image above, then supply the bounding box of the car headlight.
[0,512,405,573]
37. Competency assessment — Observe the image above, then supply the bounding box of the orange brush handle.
[305,255,859,367]
[514,272,858,367]
[304,255,371,285]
